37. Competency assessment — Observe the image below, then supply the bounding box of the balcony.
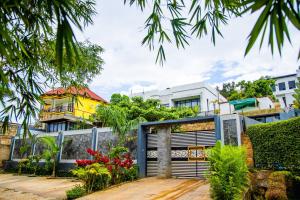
[39,105,75,122]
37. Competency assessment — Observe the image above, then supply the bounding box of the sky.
[75,1,300,102]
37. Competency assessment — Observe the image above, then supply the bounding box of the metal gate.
[146,131,216,178]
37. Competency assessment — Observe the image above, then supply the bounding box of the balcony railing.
[42,105,74,113]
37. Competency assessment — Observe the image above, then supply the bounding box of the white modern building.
[131,82,227,114]
[272,67,300,109]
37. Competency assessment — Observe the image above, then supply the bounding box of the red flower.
[76,159,94,167]
[101,156,110,164]
[107,165,113,172]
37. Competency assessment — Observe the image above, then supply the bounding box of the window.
[288,80,296,89]
[161,103,169,107]
[278,82,286,91]
[174,98,200,108]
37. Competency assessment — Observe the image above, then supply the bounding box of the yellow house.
[40,87,107,132]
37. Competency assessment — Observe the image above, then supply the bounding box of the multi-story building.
[131,82,227,114]
[40,87,107,132]
[272,67,300,109]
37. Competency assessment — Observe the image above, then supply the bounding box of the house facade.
[272,67,300,109]
[131,82,227,114]
[40,87,107,132]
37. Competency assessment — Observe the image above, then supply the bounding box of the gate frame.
[137,115,221,178]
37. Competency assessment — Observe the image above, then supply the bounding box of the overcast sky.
[75,1,300,102]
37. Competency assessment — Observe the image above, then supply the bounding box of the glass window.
[288,80,296,89]
[278,82,286,91]
[174,98,200,108]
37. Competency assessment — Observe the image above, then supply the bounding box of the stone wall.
[241,133,254,167]
[0,123,19,167]
[179,121,215,132]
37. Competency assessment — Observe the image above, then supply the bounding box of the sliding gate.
[146,131,216,178]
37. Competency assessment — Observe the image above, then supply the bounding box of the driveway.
[0,174,210,200]
[80,177,211,200]
[0,173,81,200]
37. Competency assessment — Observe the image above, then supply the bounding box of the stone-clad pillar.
[157,126,171,178]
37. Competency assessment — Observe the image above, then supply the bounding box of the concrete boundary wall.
[10,127,116,164]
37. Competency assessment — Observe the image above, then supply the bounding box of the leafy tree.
[105,94,198,121]
[124,0,300,64]
[218,82,239,99]
[95,105,144,145]
[40,136,60,177]
[0,1,102,137]
[219,77,275,101]
[93,94,198,144]
[293,78,300,108]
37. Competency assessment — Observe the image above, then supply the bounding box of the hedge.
[247,117,300,171]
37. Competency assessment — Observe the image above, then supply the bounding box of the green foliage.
[293,78,300,109]
[0,0,103,138]
[94,94,197,144]
[97,93,198,122]
[207,141,249,200]
[40,136,60,177]
[72,163,111,193]
[125,0,300,64]
[219,77,275,101]
[122,165,139,181]
[108,146,129,159]
[18,159,29,175]
[66,185,86,200]
[247,117,300,171]
[95,105,144,145]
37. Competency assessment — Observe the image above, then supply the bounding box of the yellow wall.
[41,94,103,121]
[73,96,102,119]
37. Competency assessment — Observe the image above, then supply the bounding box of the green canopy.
[229,98,256,110]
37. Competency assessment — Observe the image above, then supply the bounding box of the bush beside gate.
[247,117,300,171]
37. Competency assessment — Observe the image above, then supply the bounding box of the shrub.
[72,163,111,193]
[66,185,86,199]
[75,146,136,184]
[247,117,300,171]
[207,141,249,200]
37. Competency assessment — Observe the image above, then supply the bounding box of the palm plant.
[40,136,60,177]
[95,105,144,145]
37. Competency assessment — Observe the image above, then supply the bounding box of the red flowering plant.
[75,146,137,184]
[76,148,110,167]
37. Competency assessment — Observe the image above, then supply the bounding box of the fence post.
[137,125,146,178]
[92,127,98,150]
[57,131,64,163]
[9,136,15,160]
[91,127,98,160]
[214,115,221,141]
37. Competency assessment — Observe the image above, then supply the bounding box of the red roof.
[43,87,107,103]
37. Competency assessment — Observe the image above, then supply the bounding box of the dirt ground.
[0,173,81,200]
[0,174,210,200]
[80,177,211,200]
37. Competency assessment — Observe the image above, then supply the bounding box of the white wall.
[219,102,234,115]
[273,71,299,108]
[257,97,274,109]
[131,82,227,112]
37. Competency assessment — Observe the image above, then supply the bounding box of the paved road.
[0,173,81,200]
[0,174,210,200]
[80,177,211,200]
